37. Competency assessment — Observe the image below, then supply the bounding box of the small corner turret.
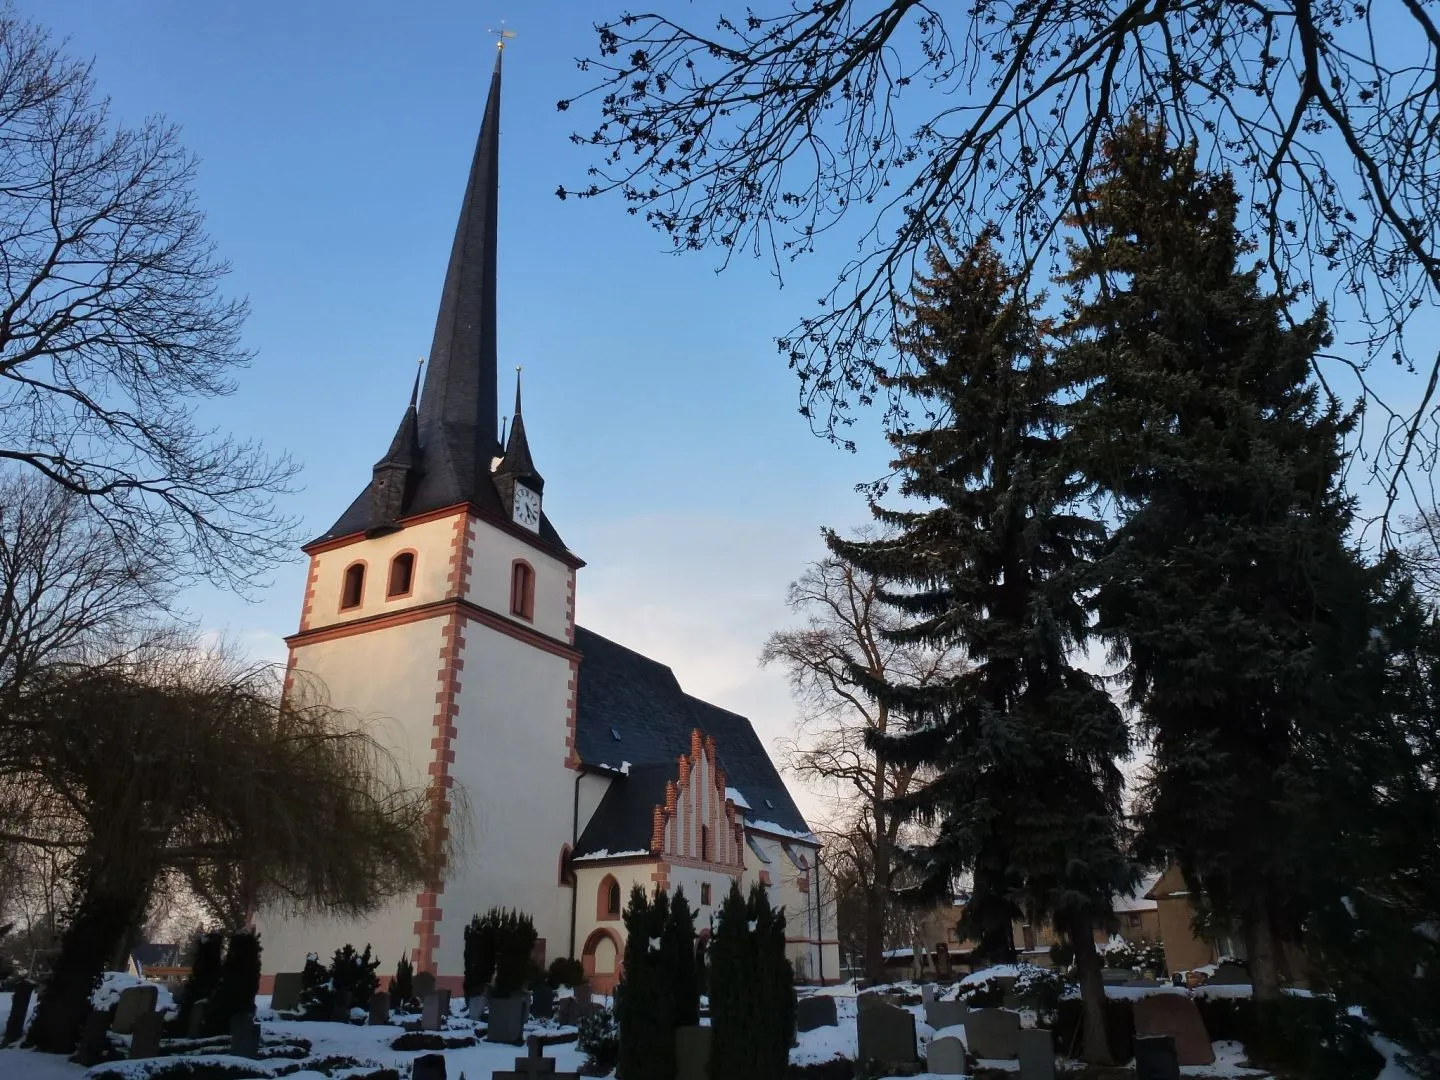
[493,368,544,532]
[368,360,424,536]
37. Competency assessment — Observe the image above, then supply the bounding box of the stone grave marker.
[926,1034,967,1075]
[112,984,158,1033]
[675,1024,712,1080]
[467,994,487,1021]
[554,996,579,1027]
[229,1013,261,1059]
[573,984,592,1006]
[856,1001,917,1067]
[529,981,555,1020]
[921,984,936,1004]
[1017,1027,1056,1080]
[421,988,452,1031]
[935,946,953,978]
[129,1010,163,1059]
[368,991,391,1026]
[795,995,838,1031]
[1102,967,1135,985]
[270,972,305,1012]
[1133,993,1214,1065]
[964,1007,1021,1060]
[413,971,437,1002]
[412,1051,446,1080]
[185,999,209,1039]
[856,991,900,1012]
[75,1011,111,1067]
[923,999,968,1031]
[3,980,33,1045]
[1124,978,1163,988]
[1134,1034,1181,1080]
[1210,962,1250,985]
[492,1034,581,1080]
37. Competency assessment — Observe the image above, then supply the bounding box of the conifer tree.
[617,886,674,1080]
[175,931,223,1034]
[832,231,1133,1063]
[709,883,793,1080]
[205,930,261,1035]
[1056,117,1369,1003]
[391,955,415,1010]
[664,886,700,1028]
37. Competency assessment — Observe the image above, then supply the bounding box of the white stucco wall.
[304,514,460,631]
[465,519,573,641]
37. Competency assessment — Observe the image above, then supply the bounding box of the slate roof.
[571,627,814,857]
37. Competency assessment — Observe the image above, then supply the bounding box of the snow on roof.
[724,786,751,810]
[747,819,819,844]
[1114,871,1163,912]
[571,848,650,862]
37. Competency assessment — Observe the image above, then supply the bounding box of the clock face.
[513,484,541,531]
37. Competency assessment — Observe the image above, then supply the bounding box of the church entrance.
[581,927,622,994]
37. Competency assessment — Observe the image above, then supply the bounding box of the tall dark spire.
[367,360,425,532]
[415,43,504,499]
[498,367,541,491]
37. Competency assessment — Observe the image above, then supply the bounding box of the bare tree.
[763,543,964,983]
[0,9,295,588]
[565,1,1440,531]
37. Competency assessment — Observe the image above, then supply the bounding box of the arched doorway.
[582,927,623,994]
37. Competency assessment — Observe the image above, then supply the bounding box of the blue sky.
[14,1,894,769]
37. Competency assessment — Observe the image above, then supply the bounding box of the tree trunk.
[27,881,146,1053]
[864,751,892,986]
[1069,915,1114,1066]
[1244,898,1282,1004]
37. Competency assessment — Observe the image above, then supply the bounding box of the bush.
[492,909,538,998]
[463,910,499,999]
[547,957,586,988]
[1050,996,1134,1063]
[1246,996,1383,1080]
[1012,965,1069,1024]
[710,882,794,1080]
[391,956,415,1011]
[666,887,700,1029]
[205,930,262,1036]
[957,974,1007,1008]
[1194,994,1259,1044]
[328,944,380,1010]
[618,885,674,1080]
[578,1005,620,1073]
[175,932,223,1033]
[299,952,329,1016]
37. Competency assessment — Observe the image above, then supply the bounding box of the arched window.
[510,560,535,620]
[558,844,574,887]
[597,874,621,921]
[387,551,416,598]
[340,562,366,610]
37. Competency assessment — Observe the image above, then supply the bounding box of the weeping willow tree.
[1,646,435,1053]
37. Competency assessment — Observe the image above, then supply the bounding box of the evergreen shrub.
[176,932,223,1032]
[1049,996,1134,1063]
[327,944,380,1010]
[463,910,499,999]
[617,885,673,1080]
[546,957,586,988]
[709,883,794,1080]
[205,930,262,1035]
[577,1005,619,1073]
[299,953,329,1017]
[1246,997,1383,1080]
[391,956,415,1010]
[492,909,538,998]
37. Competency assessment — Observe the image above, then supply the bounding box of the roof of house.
[571,627,813,856]
[130,943,185,970]
[1115,871,1163,913]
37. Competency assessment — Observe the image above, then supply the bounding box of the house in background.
[1114,871,1163,942]
[1147,865,1247,973]
[126,943,189,984]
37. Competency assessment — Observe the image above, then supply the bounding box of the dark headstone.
[935,946,953,977]
[572,984,591,1007]
[229,1013,260,1059]
[856,991,900,1011]
[421,988,451,1031]
[3,981,33,1045]
[491,1034,581,1080]
[856,1001,917,1066]
[1134,1034,1181,1080]
[1102,967,1135,985]
[795,995,838,1032]
[185,998,209,1038]
[467,993,487,1021]
[111,984,158,1033]
[1133,993,1214,1065]
[529,981,555,1020]
[75,1010,111,1067]
[1017,1027,1056,1080]
[963,1008,1021,1060]
[921,984,936,1004]
[368,991,391,1026]
[486,993,527,1043]
[1210,962,1250,986]
[128,1009,163,1059]
[923,1000,967,1032]
[270,972,305,1012]
[412,1051,447,1080]
[675,1024,711,1080]
[926,1034,966,1075]
[414,971,437,1002]
[1123,978,1163,988]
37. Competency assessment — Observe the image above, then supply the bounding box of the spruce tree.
[617,886,674,1080]
[709,883,792,1080]
[832,230,1133,1063]
[1056,116,1369,1003]
[665,886,700,1028]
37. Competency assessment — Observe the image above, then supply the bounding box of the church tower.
[258,42,584,986]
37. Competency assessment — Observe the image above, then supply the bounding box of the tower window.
[340,562,366,610]
[510,560,535,620]
[701,883,712,906]
[700,824,711,863]
[387,552,416,598]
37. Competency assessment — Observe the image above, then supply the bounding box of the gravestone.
[1124,978,1163,988]
[270,972,305,1012]
[368,991,391,1026]
[795,996,838,1031]
[414,971,437,1002]
[856,1001,917,1066]
[1134,1034,1181,1080]
[1017,1027,1056,1080]
[112,984,158,1033]
[572,984,591,1006]
[467,994,487,1021]
[529,981,555,1020]
[229,1013,260,1059]
[675,1024,712,1080]
[921,984,936,1004]
[923,1000,968,1032]
[185,999,209,1039]
[935,946,953,978]
[1133,993,1214,1065]
[1102,967,1135,985]
[486,994,528,1043]
[964,1008,1021,1060]
[926,1034,967,1075]
[75,1011,111,1067]
[857,991,900,1012]
[1210,962,1250,985]
[554,996,579,1028]
[412,1051,446,1080]
[422,988,452,1031]
[492,1034,581,1080]
[129,1009,163,1059]
[3,980,33,1044]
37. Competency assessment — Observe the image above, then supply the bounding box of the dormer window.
[387,552,416,598]
[340,562,366,610]
[510,560,535,620]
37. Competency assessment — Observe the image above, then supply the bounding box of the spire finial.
[489,23,516,51]
[410,356,424,409]
[500,415,509,447]
[514,365,523,418]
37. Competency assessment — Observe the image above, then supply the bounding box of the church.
[255,44,838,993]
